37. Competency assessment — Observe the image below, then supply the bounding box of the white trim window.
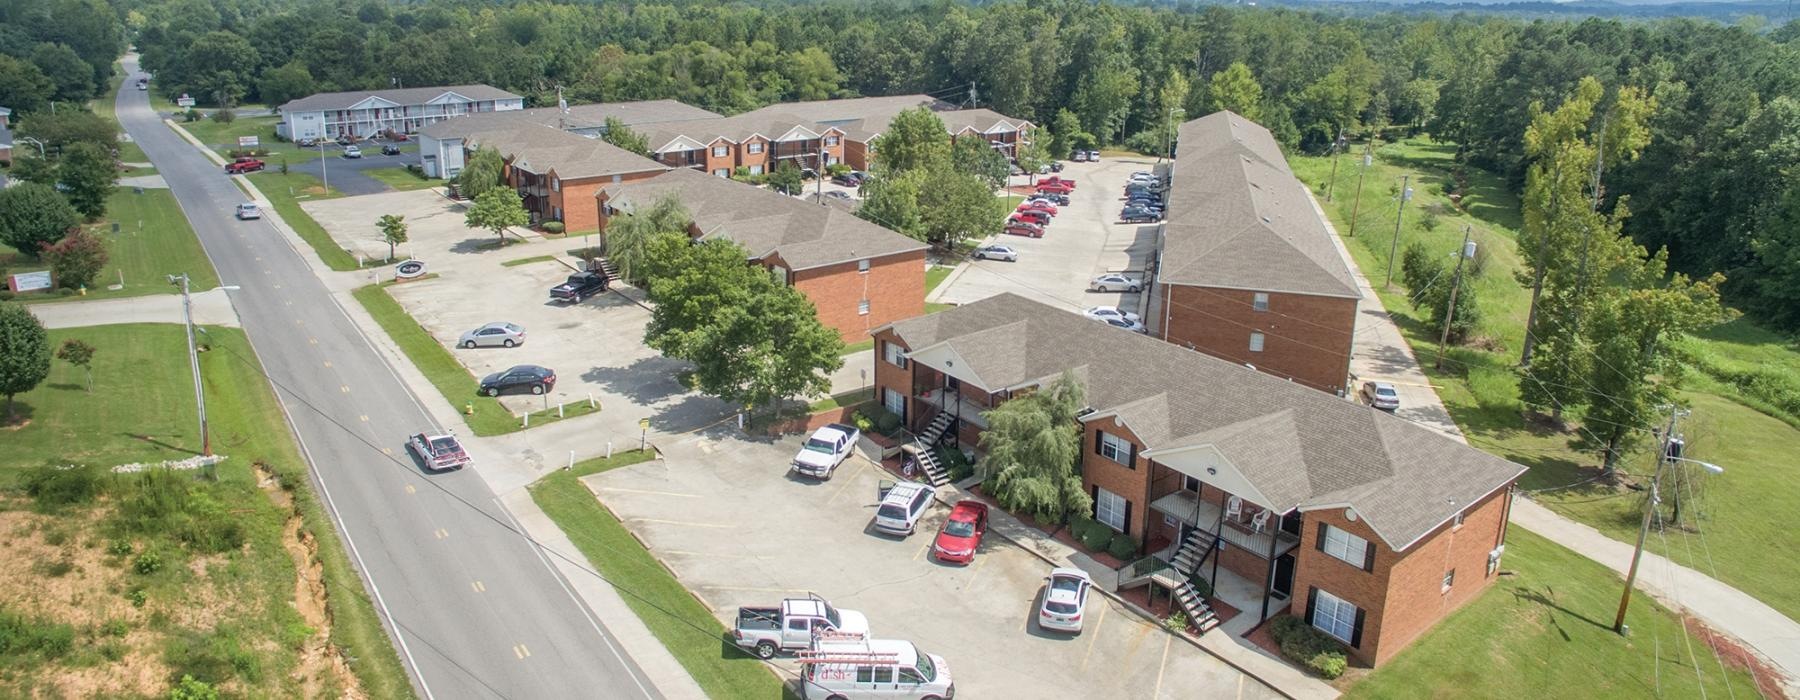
[1321,524,1370,569]
[713,168,730,178]
[1249,332,1265,352]
[825,135,840,146]
[551,176,560,192]
[747,142,764,154]
[712,145,729,157]
[883,341,908,368]
[1097,431,1132,464]
[1313,589,1358,644]
[1095,487,1127,532]
[883,387,906,416]
[858,258,871,273]
[748,164,764,175]
[858,299,870,316]
[1253,292,1269,312]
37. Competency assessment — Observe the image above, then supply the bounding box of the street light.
[319,140,330,193]
[1160,107,1185,164]
[168,274,240,457]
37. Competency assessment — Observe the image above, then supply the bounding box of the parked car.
[1031,192,1070,206]
[1105,317,1147,333]
[1049,161,1065,172]
[342,145,362,158]
[1038,568,1093,633]
[1086,150,1101,161]
[1003,221,1045,238]
[1009,163,1025,176]
[1089,274,1142,293]
[792,423,861,479]
[1071,150,1089,162]
[295,137,320,148]
[973,244,1019,262]
[1037,182,1074,196]
[734,596,869,659]
[1361,381,1401,411]
[1040,176,1077,190]
[335,135,357,146]
[932,500,989,564]
[873,481,936,536]
[224,157,264,174]
[381,143,402,156]
[549,271,609,303]
[821,190,856,202]
[478,365,555,396]
[1125,184,1160,198]
[458,321,526,349]
[406,431,471,472]
[1010,210,1050,227]
[234,202,261,220]
[831,172,863,187]
[1120,208,1159,224]
[1018,199,1059,216]
[800,637,954,699]
[1083,305,1142,323]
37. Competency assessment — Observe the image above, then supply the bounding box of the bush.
[1270,616,1350,679]
[133,550,164,575]
[849,409,874,433]
[23,463,102,509]
[0,607,77,658]
[1079,522,1112,551]
[1162,611,1189,633]
[874,409,901,435]
[540,220,566,234]
[182,109,202,122]
[1107,531,1140,560]
[41,228,109,290]
[106,539,133,557]
[826,163,852,177]
[209,109,235,124]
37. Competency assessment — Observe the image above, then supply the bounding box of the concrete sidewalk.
[28,288,239,329]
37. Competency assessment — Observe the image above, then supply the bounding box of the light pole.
[169,274,240,457]
[1160,107,1185,164]
[1614,407,1723,634]
[19,136,46,158]
[319,140,330,193]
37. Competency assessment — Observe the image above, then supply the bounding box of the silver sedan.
[458,322,526,348]
[973,244,1020,262]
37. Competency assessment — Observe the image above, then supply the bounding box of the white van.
[800,636,953,699]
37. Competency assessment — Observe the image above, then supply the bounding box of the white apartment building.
[277,85,524,142]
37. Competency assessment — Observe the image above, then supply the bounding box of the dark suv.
[479,365,556,396]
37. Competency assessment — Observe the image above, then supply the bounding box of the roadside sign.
[9,271,53,293]
[638,418,650,430]
[238,135,260,148]
[176,94,196,108]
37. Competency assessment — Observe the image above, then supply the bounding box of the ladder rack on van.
[796,651,902,665]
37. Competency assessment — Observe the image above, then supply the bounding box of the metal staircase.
[1171,528,1217,578]
[1174,581,1221,635]
[906,412,955,487]
[918,412,954,447]
[1170,528,1222,635]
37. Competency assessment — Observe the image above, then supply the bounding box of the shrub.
[209,109,235,124]
[133,551,163,575]
[541,220,565,234]
[1162,611,1189,633]
[182,109,202,122]
[826,163,852,177]
[0,607,76,658]
[127,588,147,608]
[1107,531,1140,560]
[1270,616,1350,679]
[1079,522,1112,551]
[23,463,102,509]
[849,409,874,433]
[40,228,109,290]
[106,539,133,557]
[874,409,901,435]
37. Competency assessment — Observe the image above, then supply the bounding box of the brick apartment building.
[278,85,524,142]
[740,95,1035,170]
[635,112,850,177]
[597,168,927,342]
[417,100,721,178]
[418,118,671,232]
[871,294,1524,667]
[1148,112,1361,394]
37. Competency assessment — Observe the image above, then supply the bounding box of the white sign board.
[9,271,53,293]
[176,94,196,108]
[238,135,259,148]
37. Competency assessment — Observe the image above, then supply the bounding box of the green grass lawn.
[350,284,599,436]
[91,62,147,164]
[364,167,445,192]
[0,324,412,698]
[1293,136,1800,620]
[0,189,218,303]
[181,115,311,157]
[501,255,557,268]
[244,171,372,271]
[925,264,953,296]
[1346,529,1759,698]
[529,451,789,700]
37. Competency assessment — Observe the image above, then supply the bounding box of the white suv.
[873,482,935,536]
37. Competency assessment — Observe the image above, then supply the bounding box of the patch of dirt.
[1,418,30,430]
[1684,614,1791,700]
[257,465,366,700]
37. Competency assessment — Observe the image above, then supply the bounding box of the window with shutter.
[1311,589,1358,644]
[1320,524,1372,570]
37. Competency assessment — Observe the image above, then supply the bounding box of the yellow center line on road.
[1150,635,1172,699]
[823,461,869,506]
[1079,604,1109,671]
[630,518,730,528]
[593,487,701,498]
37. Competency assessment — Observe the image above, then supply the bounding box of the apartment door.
[1272,553,1296,601]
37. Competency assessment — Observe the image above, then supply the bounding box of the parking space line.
[823,461,869,506]
[1150,635,1172,698]
[912,542,931,561]
[471,580,486,593]
[381,447,392,455]
[404,483,415,494]
[434,528,448,539]
[1236,674,1245,699]
[963,555,992,588]
[699,585,810,594]
[630,518,729,528]
[1078,604,1109,671]
[594,487,700,499]
[513,643,531,659]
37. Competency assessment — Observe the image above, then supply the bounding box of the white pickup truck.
[733,597,869,659]
[791,423,861,480]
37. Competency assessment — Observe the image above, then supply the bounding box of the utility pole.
[817,147,826,205]
[319,140,330,193]
[170,273,211,457]
[1437,227,1475,369]
[1324,127,1345,202]
[1347,143,1372,237]
[1615,406,1686,634]
[1384,175,1412,288]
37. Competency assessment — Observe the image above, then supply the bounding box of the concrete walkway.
[28,288,239,329]
[1309,192,1800,694]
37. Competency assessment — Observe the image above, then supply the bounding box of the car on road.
[1361,381,1401,411]
[478,364,556,396]
[1003,221,1044,238]
[234,202,261,220]
[831,171,864,187]
[406,431,471,472]
[873,481,935,536]
[973,244,1019,262]
[1120,207,1160,224]
[1084,305,1142,324]
[225,157,265,174]
[458,321,526,349]
[381,144,402,156]
[1018,199,1058,216]
[932,500,989,564]
[1010,210,1050,227]
[1038,568,1093,633]
[1105,317,1147,333]
[1089,274,1142,293]
[734,596,869,659]
[549,271,609,303]
[791,423,861,479]
[342,145,362,158]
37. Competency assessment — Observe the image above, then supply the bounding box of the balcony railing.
[1150,490,1299,559]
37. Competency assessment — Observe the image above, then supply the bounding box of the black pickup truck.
[549,271,609,303]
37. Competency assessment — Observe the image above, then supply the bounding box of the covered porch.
[1141,457,1302,626]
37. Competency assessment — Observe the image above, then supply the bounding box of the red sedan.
[933,500,989,564]
[1018,199,1059,216]
[1040,176,1077,190]
[1010,211,1050,227]
[1003,222,1044,238]
[1037,182,1074,195]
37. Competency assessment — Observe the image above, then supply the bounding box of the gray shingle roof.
[636,112,841,153]
[736,95,1033,142]
[279,85,521,113]
[600,169,926,270]
[882,293,1523,550]
[423,118,668,180]
[1161,112,1360,299]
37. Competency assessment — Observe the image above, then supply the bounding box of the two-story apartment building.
[419,118,669,232]
[277,85,524,142]
[596,168,927,342]
[1148,111,1362,394]
[871,293,1524,667]
[634,113,849,178]
[416,100,721,178]
[737,95,1034,170]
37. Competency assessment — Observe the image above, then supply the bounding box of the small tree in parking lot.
[377,214,408,261]
[463,189,528,246]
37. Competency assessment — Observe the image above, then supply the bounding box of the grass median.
[245,171,366,271]
[528,451,790,699]
[350,284,599,436]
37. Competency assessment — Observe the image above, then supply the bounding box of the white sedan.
[1038,568,1093,633]
[1089,273,1141,293]
[973,244,1020,262]
[1083,306,1142,324]
[1104,317,1147,333]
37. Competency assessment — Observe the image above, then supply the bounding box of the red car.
[933,500,989,564]
[1018,199,1059,216]
[224,157,265,174]
[1010,211,1050,227]
[1037,182,1074,195]
[1040,176,1077,190]
[1003,222,1044,238]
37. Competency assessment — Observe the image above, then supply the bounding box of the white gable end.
[906,343,992,393]
[1139,444,1285,512]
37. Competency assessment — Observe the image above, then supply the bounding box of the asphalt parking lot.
[590,434,1283,699]
[302,190,733,431]
[934,157,1161,317]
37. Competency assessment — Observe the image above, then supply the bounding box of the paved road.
[115,57,660,700]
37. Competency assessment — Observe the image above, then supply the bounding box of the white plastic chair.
[1225,495,1242,520]
[1250,509,1270,534]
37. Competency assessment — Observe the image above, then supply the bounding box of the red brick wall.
[557,170,664,234]
[739,137,770,173]
[845,140,872,171]
[871,329,913,425]
[703,139,736,175]
[789,250,926,343]
[1365,486,1512,665]
[1160,284,1357,395]
[1080,416,1152,540]
[1287,508,1393,666]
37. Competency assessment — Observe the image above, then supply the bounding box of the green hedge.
[1107,531,1140,560]
[1270,616,1349,679]
[1077,521,1112,551]
[541,220,566,234]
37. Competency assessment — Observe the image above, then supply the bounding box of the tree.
[0,303,51,422]
[0,183,78,256]
[0,55,53,115]
[768,160,805,195]
[29,43,94,103]
[377,214,408,262]
[950,137,1010,192]
[55,338,96,392]
[978,371,1092,524]
[57,142,117,220]
[605,195,691,288]
[455,147,504,201]
[16,111,117,152]
[1049,109,1087,160]
[1207,62,1263,121]
[256,61,315,107]
[39,229,108,290]
[463,189,528,245]
[181,31,260,107]
[869,108,950,175]
[601,116,650,154]
[1015,133,1052,179]
[855,171,927,242]
[918,170,1006,251]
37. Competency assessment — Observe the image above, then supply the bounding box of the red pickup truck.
[225,157,265,174]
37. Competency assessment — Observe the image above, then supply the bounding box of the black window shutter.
[1126,442,1137,470]
[1351,607,1366,648]
[1304,587,1318,625]
[1094,430,1103,456]
[1090,485,1099,519]
[1363,540,1377,572]
[1315,523,1328,552]
[1123,500,1133,535]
